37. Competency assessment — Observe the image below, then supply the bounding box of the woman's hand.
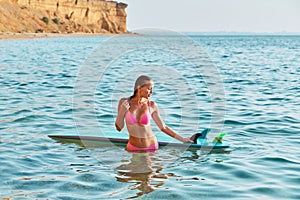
[181,137,193,143]
[120,100,130,114]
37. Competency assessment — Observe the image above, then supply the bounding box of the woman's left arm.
[151,101,193,143]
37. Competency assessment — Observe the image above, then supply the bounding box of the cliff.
[0,0,128,34]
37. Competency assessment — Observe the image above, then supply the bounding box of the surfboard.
[48,134,230,150]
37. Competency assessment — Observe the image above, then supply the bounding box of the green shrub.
[41,17,49,25]
[53,18,59,25]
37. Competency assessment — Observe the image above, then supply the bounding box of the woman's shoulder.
[148,100,158,109]
[119,97,129,103]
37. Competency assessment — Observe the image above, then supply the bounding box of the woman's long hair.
[130,75,152,100]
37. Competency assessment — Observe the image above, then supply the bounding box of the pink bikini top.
[126,112,150,125]
[125,100,153,126]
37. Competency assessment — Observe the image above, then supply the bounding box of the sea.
[0,32,299,199]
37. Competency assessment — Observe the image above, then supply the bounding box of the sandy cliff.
[0,0,128,34]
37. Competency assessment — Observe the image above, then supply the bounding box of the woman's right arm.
[115,98,129,131]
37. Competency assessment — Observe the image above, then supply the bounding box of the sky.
[120,0,300,33]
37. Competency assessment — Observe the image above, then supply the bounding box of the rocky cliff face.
[0,0,128,33]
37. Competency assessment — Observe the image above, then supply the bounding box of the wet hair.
[130,75,153,99]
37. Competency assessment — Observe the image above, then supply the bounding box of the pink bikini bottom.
[126,142,159,151]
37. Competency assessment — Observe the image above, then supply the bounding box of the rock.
[0,0,128,34]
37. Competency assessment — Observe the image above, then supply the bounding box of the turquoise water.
[1,34,299,199]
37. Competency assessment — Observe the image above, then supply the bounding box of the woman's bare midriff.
[128,135,157,148]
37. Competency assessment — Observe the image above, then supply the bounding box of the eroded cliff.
[0,0,128,33]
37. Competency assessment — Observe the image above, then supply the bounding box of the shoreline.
[0,32,137,40]
[2,31,297,41]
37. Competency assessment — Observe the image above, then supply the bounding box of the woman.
[115,75,193,151]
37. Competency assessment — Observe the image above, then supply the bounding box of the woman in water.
[115,75,193,151]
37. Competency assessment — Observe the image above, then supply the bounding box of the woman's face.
[140,82,154,98]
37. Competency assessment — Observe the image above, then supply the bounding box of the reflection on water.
[113,148,230,199]
[115,152,168,198]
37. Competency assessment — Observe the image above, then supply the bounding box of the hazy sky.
[121,0,300,33]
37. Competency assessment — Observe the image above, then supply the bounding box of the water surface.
[0,34,299,199]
